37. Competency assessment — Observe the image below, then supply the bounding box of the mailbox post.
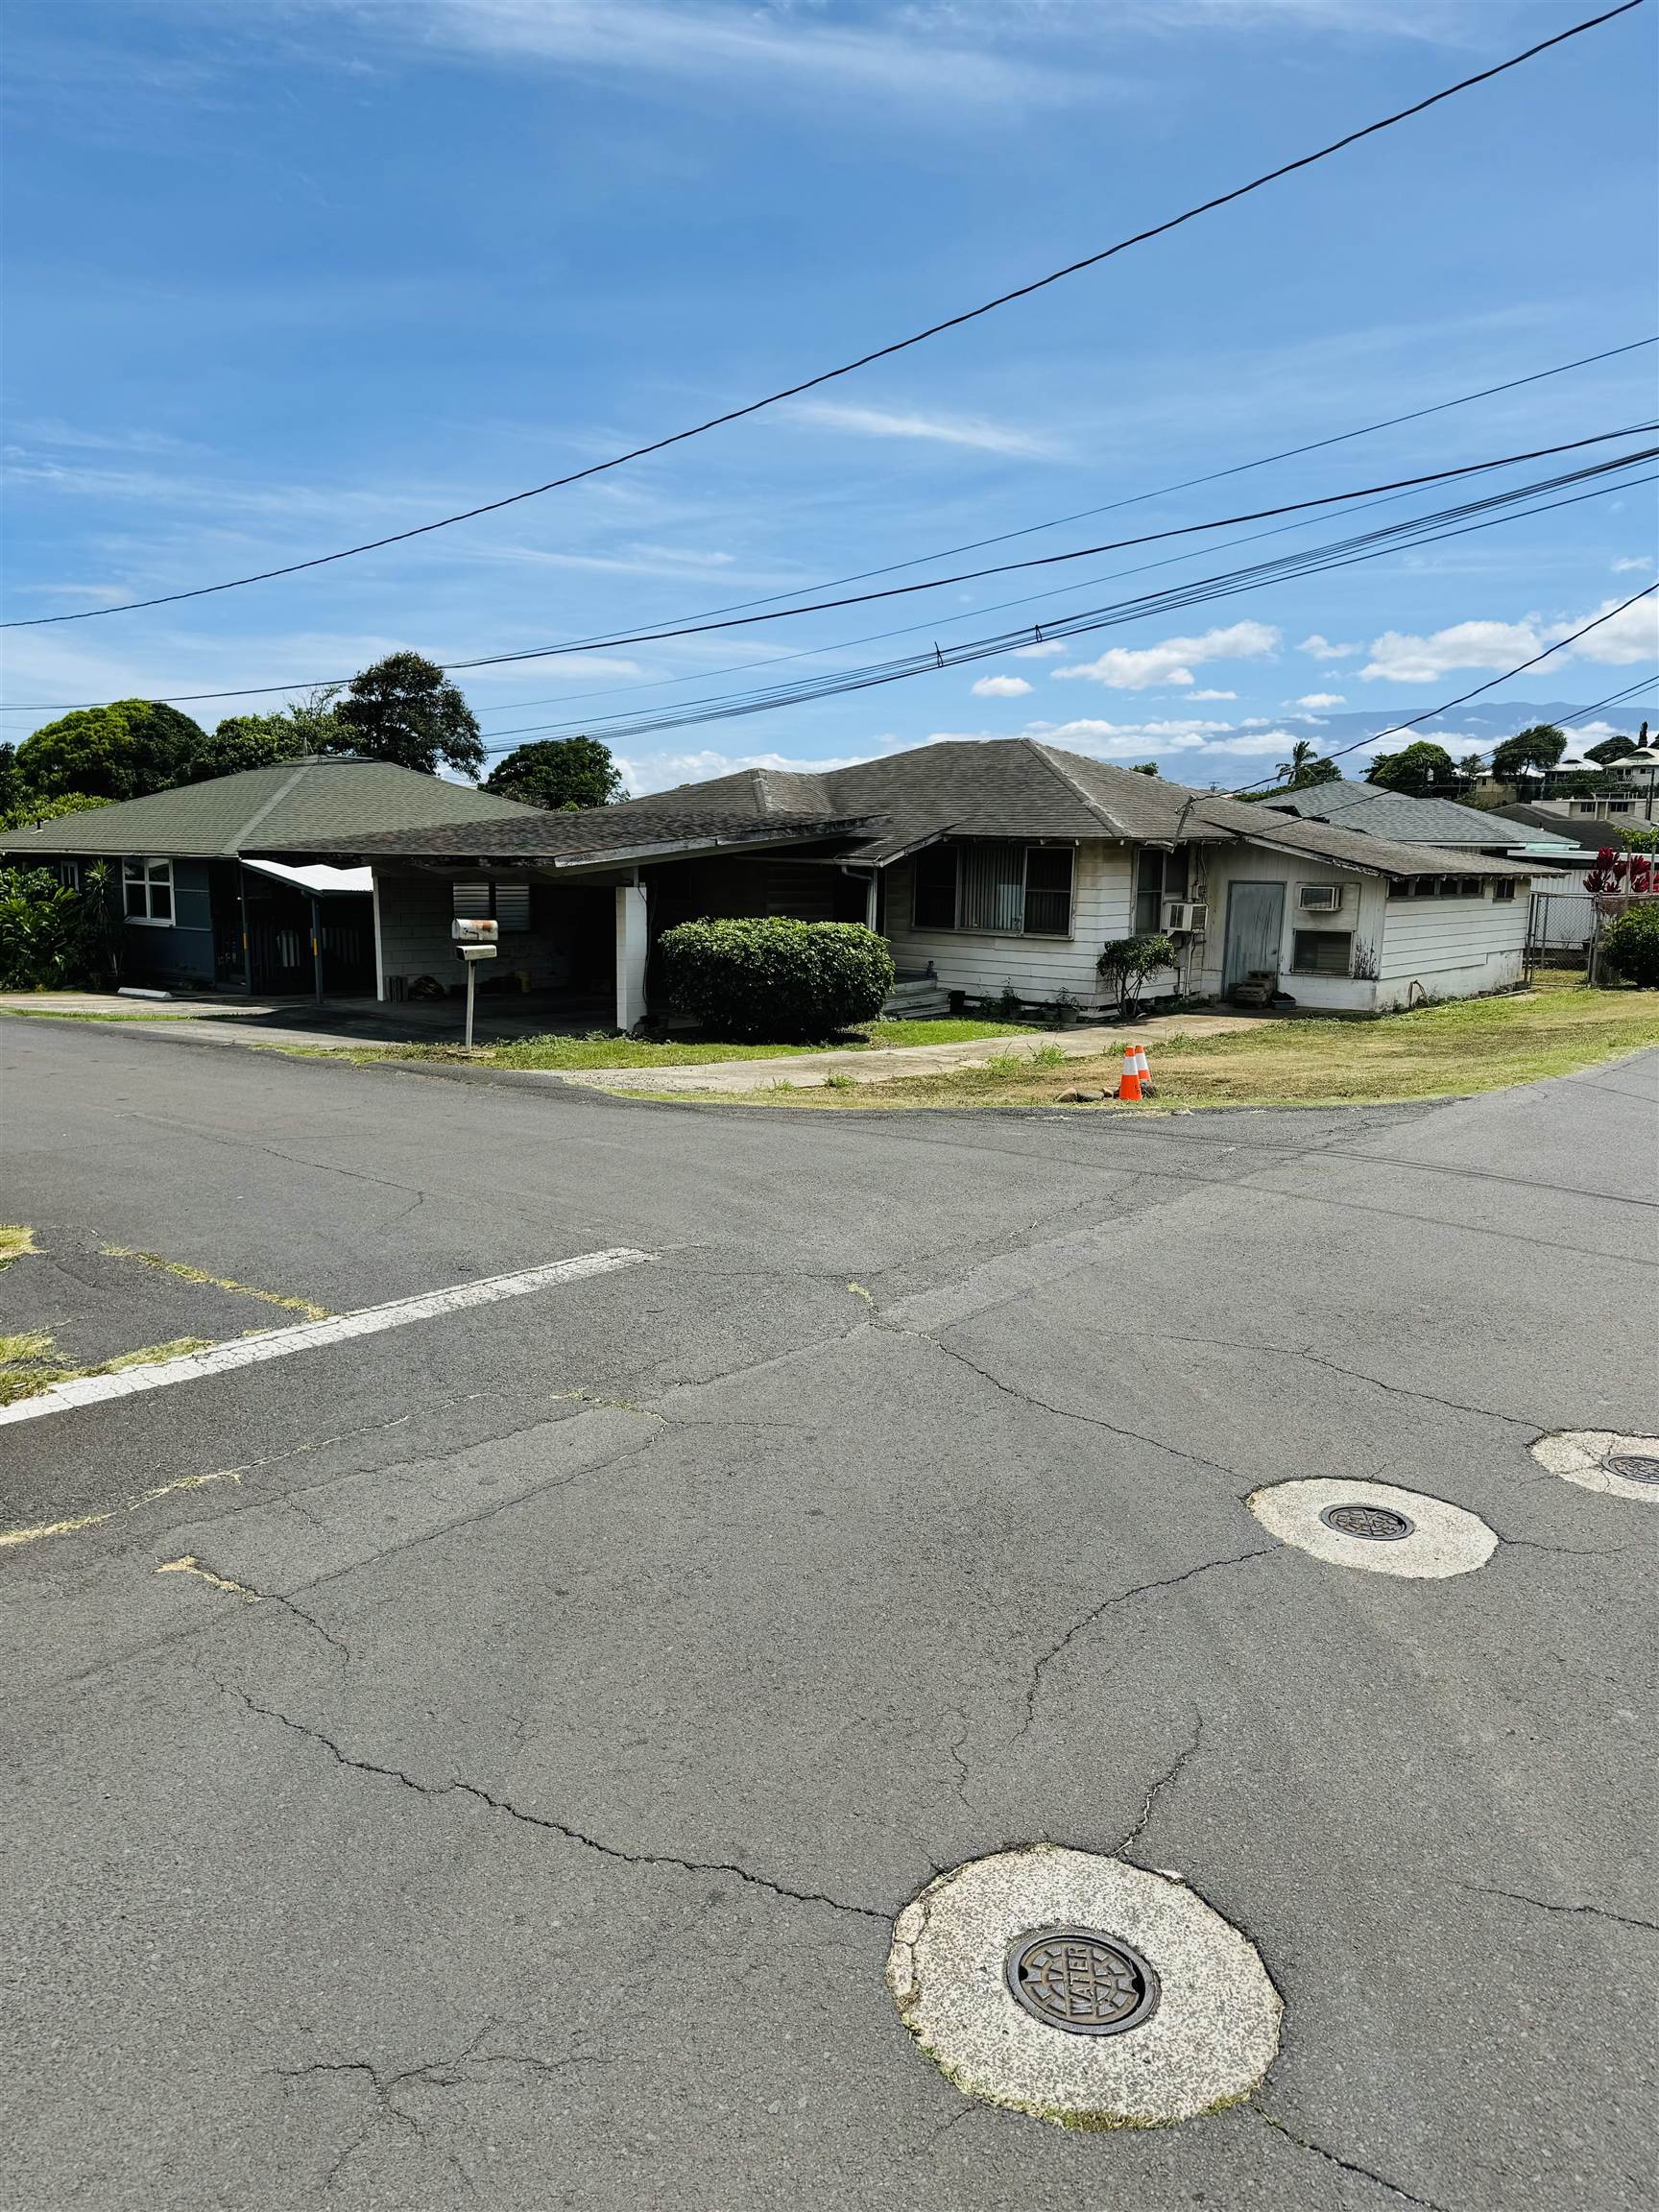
[451,917,499,1046]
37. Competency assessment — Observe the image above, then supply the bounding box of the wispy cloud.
[1053,620,1279,689]
[1298,633,1360,661]
[971,674,1033,699]
[1292,691,1344,710]
[783,400,1056,458]
[330,1,1094,107]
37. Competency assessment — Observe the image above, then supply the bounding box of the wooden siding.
[883,842,1133,1001]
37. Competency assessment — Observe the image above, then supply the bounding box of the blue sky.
[3,0,1655,791]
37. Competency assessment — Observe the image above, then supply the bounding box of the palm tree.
[1276,738,1317,784]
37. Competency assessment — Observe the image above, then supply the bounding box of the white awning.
[240,857,373,897]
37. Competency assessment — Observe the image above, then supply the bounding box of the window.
[1291,929,1354,976]
[909,841,1075,937]
[453,880,531,932]
[1023,848,1074,936]
[50,859,81,891]
[1134,846,1189,934]
[912,844,957,930]
[1492,878,1517,902]
[123,856,173,924]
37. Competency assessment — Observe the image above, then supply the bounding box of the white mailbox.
[458,943,497,963]
[451,917,498,945]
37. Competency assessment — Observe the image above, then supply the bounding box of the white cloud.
[1052,620,1279,690]
[1292,692,1345,710]
[970,674,1033,699]
[342,1,1086,106]
[1011,638,1068,659]
[1612,556,1654,573]
[1359,596,1657,683]
[1553,594,1659,667]
[617,744,878,796]
[1189,688,1236,700]
[1359,619,1539,684]
[784,400,1053,457]
[1299,634,1361,661]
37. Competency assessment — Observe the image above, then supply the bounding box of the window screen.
[957,843,1026,933]
[912,844,957,930]
[1291,929,1353,975]
[1023,848,1073,936]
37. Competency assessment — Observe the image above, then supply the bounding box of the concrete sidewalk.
[560,1012,1261,1094]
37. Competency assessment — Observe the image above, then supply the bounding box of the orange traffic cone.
[1134,1043,1154,1097]
[1117,1043,1142,1102]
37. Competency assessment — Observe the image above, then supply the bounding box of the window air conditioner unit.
[1298,884,1343,913]
[1164,900,1207,933]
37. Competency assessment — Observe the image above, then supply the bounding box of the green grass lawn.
[281,1015,1042,1070]
[733,974,1659,1112]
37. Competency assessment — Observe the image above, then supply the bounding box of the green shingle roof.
[0,757,537,861]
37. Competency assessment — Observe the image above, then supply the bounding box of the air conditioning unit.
[1164,900,1207,933]
[1298,884,1344,913]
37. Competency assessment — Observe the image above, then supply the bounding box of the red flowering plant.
[1584,849,1655,897]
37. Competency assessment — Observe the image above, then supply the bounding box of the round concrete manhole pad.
[886,1846,1281,2128]
[1529,1431,1659,1503]
[1247,1479,1495,1578]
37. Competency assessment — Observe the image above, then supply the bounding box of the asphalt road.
[3,1016,1655,2212]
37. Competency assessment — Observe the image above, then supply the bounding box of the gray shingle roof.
[0,757,537,862]
[251,738,1551,880]
[1260,778,1579,852]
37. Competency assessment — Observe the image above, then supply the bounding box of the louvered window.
[452,880,531,932]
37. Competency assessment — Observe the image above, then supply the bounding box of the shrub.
[658,917,896,1043]
[0,865,117,990]
[1599,901,1659,989]
[1096,932,1176,1019]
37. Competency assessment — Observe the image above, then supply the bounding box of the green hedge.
[658,917,896,1042]
[1599,900,1659,989]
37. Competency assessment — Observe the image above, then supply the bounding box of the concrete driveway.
[2,1017,1654,2210]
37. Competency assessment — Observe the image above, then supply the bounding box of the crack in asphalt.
[1018,1550,1273,1739]
[233,1688,889,1927]
[1458,1882,1659,1935]
[1254,2106,1455,2212]
[1286,1345,1540,1430]
[1118,1709,1204,1858]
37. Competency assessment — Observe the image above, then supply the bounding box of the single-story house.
[0,757,538,994]
[1257,778,1583,870]
[249,738,1553,1023]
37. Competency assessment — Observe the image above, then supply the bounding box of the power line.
[7,427,1647,715]
[471,458,1654,747]
[1225,583,1659,794]
[3,0,1644,634]
[459,331,1659,676]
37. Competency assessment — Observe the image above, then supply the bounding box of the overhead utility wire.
[469,468,1597,749]
[468,332,1659,666]
[450,334,1659,727]
[13,428,1640,716]
[5,0,1643,633]
[437,427,1659,670]
[493,458,1653,746]
[1226,582,1659,794]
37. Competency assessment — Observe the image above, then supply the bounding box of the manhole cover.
[1005,1927,1159,2036]
[1319,1503,1415,1541]
[1604,1454,1659,1484]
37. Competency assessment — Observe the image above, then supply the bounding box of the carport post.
[309,895,325,1004]
[615,879,649,1032]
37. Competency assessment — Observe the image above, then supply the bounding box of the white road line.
[0,1248,653,1428]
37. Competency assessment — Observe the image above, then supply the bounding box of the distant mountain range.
[1266,698,1653,756]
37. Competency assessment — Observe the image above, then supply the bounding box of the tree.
[1130,762,1160,779]
[1457,751,1485,784]
[1367,740,1457,798]
[1584,733,1639,766]
[332,652,483,779]
[1276,738,1318,783]
[15,700,207,802]
[194,688,349,781]
[0,790,112,834]
[485,734,624,810]
[1490,725,1567,784]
